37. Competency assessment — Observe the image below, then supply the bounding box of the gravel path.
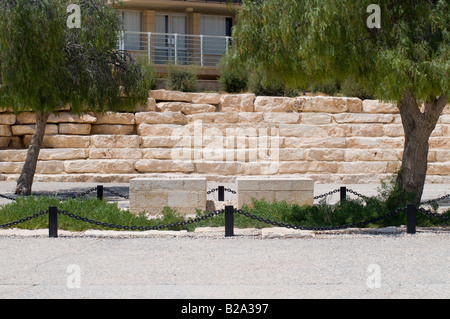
[0,232,448,299]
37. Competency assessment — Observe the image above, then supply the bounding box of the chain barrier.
[57,208,224,231]
[206,187,237,195]
[417,207,450,222]
[313,188,340,200]
[0,209,48,229]
[420,193,450,206]
[103,187,129,200]
[235,206,407,231]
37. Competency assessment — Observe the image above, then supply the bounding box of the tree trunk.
[15,111,49,195]
[397,90,447,204]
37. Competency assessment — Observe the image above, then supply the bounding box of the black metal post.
[225,205,234,237]
[49,206,58,238]
[218,186,225,202]
[97,185,103,200]
[340,186,347,202]
[406,204,417,234]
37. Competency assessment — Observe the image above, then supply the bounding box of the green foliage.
[165,65,198,92]
[308,80,341,96]
[218,67,248,94]
[340,78,375,100]
[233,0,449,104]
[0,0,152,114]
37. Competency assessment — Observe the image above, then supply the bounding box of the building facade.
[111,0,242,78]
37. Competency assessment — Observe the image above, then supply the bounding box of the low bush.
[165,64,198,92]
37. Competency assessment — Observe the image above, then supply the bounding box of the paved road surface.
[0,232,449,299]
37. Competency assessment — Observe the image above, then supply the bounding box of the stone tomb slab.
[130,177,206,216]
[237,177,314,208]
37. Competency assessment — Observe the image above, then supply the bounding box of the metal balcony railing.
[117,31,231,67]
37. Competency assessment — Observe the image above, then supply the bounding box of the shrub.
[165,64,198,92]
[218,67,248,93]
[340,77,375,100]
[308,80,341,96]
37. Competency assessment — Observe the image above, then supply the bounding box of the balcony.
[118,31,231,78]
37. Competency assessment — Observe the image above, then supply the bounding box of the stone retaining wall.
[0,89,449,184]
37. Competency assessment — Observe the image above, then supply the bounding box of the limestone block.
[0,125,11,137]
[300,113,332,125]
[279,124,329,138]
[151,89,193,102]
[187,112,239,124]
[263,112,300,124]
[142,148,173,160]
[333,113,394,124]
[430,137,450,149]
[295,96,348,113]
[305,149,345,161]
[0,114,16,125]
[36,160,65,174]
[254,96,296,113]
[338,162,389,174]
[16,112,38,124]
[350,124,385,137]
[135,98,157,112]
[137,124,183,136]
[220,93,255,112]
[238,112,264,123]
[135,112,187,125]
[436,150,450,162]
[11,124,58,136]
[278,161,339,174]
[439,116,450,124]
[279,148,305,161]
[141,136,184,148]
[0,150,28,162]
[344,149,401,162]
[0,137,11,148]
[135,159,194,173]
[89,148,143,159]
[427,163,450,176]
[59,123,91,135]
[362,100,399,113]
[195,161,244,175]
[95,112,135,125]
[383,125,405,137]
[237,177,314,208]
[90,135,140,148]
[64,159,136,174]
[90,124,134,135]
[23,135,91,148]
[157,102,216,115]
[129,177,206,216]
[346,137,404,149]
[191,93,221,105]
[283,137,347,149]
[39,149,89,161]
[0,162,23,173]
[48,112,97,124]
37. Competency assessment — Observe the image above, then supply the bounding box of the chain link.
[313,188,340,200]
[206,187,237,195]
[57,208,224,231]
[417,207,450,222]
[0,209,48,229]
[235,206,407,231]
[103,187,129,200]
[420,193,450,205]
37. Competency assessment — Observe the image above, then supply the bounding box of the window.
[201,16,232,55]
[154,14,188,65]
[118,10,142,50]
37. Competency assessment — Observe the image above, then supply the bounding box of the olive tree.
[231,0,449,203]
[0,0,153,195]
